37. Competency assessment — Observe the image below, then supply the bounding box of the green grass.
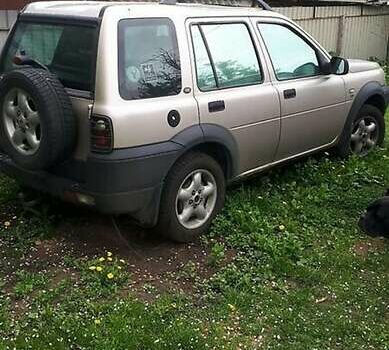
[0,111,389,349]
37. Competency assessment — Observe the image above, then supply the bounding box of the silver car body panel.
[92,5,200,149]
[22,1,388,179]
[252,17,347,160]
[347,59,382,74]
[186,17,281,174]
[66,92,93,161]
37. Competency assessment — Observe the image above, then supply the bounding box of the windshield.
[1,20,98,92]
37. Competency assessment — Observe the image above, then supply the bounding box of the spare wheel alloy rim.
[2,88,41,155]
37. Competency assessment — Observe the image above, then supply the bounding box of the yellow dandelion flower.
[96,266,103,272]
[118,266,122,270]
[119,259,125,264]
[107,257,113,262]
[94,319,101,325]
[107,251,113,257]
[4,221,11,227]
[278,225,286,231]
[98,257,105,262]
[89,266,96,271]
[107,273,114,279]
[228,304,236,312]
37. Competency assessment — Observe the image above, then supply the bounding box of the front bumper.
[384,86,389,108]
[0,141,183,227]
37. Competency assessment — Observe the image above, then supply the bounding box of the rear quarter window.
[118,18,182,100]
[1,20,98,92]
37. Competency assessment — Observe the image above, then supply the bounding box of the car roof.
[23,1,285,20]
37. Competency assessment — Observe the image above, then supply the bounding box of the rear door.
[187,18,280,174]
[254,19,347,160]
[0,17,99,160]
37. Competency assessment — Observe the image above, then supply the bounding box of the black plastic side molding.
[346,82,386,127]
[170,124,239,179]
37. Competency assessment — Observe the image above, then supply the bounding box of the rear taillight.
[90,115,113,153]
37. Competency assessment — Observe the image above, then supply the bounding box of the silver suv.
[0,1,388,242]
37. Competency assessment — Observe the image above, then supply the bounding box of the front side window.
[118,18,181,100]
[1,21,98,91]
[192,23,262,90]
[258,23,320,81]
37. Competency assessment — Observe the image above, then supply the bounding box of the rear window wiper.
[13,54,49,72]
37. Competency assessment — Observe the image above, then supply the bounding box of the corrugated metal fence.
[0,10,17,49]
[277,5,389,61]
[0,4,388,61]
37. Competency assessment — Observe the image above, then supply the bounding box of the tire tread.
[0,68,76,169]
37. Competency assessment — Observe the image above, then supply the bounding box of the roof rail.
[159,0,273,11]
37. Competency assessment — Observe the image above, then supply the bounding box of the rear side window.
[118,18,181,100]
[191,23,262,91]
[1,21,98,92]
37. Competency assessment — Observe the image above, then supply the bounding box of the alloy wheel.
[175,169,218,229]
[350,116,378,156]
[2,88,41,155]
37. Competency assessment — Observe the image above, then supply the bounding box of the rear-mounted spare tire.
[0,68,76,170]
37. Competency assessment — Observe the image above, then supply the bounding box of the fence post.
[386,35,389,64]
[5,10,9,29]
[336,15,345,56]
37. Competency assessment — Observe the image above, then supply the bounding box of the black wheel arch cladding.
[335,81,386,154]
[347,82,387,126]
[170,123,239,179]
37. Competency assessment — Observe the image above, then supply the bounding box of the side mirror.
[321,56,349,75]
[330,56,349,75]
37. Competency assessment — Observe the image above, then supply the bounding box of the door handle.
[208,100,225,113]
[283,89,296,99]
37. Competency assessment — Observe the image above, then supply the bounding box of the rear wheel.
[156,152,226,243]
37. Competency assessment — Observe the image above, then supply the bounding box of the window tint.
[258,23,320,81]
[118,18,181,100]
[2,22,97,91]
[192,23,262,90]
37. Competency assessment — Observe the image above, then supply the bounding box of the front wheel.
[334,104,385,158]
[156,152,226,243]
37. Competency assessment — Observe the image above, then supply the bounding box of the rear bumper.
[0,141,183,227]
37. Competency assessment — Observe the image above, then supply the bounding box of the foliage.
[13,271,48,299]
[207,241,226,268]
[0,112,388,349]
[81,252,130,295]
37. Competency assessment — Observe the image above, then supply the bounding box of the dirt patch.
[55,212,232,298]
[40,208,237,295]
[352,237,387,258]
[1,198,236,302]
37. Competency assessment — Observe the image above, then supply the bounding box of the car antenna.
[159,0,177,4]
[253,0,273,11]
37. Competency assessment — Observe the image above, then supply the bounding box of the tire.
[333,104,385,158]
[0,68,76,170]
[156,152,226,243]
